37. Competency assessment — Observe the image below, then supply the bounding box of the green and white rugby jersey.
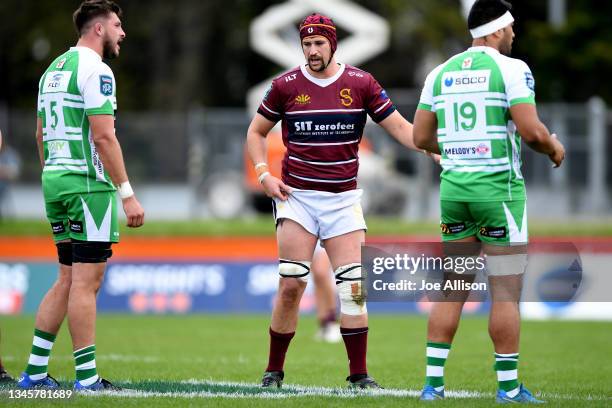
[37,46,117,202]
[418,46,536,202]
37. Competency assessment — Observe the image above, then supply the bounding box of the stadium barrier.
[1,237,611,319]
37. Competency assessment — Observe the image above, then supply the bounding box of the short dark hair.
[73,0,122,36]
[467,0,512,30]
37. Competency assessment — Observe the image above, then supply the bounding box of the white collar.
[300,63,345,87]
[70,46,102,61]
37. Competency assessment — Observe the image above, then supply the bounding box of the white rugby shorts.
[272,188,367,240]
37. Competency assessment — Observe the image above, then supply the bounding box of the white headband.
[470,11,514,38]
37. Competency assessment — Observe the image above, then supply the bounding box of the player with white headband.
[413,0,564,402]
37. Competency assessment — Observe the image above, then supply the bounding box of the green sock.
[425,341,451,392]
[74,345,99,386]
[25,328,56,380]
[495,352,520,398]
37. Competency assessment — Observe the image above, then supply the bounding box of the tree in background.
[0,0,609,111]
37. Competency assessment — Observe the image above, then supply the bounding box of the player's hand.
[122,195,145,228]
[423,150,441,165]
[261,175,292,201]
[549,133,565,168]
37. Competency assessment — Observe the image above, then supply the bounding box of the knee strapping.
[486,253,528,276]
[335,263,367,315]
[72,240,113,263]
[279,260,311,282]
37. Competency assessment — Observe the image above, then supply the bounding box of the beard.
[102,37,119,59]
[500,42,512,56]
[308,55,332,72]
[308,58,326,72]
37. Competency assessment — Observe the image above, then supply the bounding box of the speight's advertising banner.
[1,238,611,318]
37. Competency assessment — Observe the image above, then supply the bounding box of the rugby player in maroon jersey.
[246,13,429,389]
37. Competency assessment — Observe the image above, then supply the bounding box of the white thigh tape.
[486,253,528,276]
[279,260,311,282]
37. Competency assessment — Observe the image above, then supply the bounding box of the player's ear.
[490,29,504,41]
[94,21,104,37]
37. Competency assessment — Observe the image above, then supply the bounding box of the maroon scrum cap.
[299,13,337,54]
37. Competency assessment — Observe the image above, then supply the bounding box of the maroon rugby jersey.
[257,63,395,193]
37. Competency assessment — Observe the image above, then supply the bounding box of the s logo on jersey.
[295,94,311,104]
[340,88,353,107]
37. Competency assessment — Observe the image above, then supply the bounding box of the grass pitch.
[1,315,610,406]
[2,217,612,237]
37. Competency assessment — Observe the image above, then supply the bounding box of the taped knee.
[279,260,311,283]
[335,263,367,315]
[72,240,113,263]
[486,253,528,276]
[56,242,72,266]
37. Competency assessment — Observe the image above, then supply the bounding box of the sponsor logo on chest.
[442,69,490,94]
[294,121,356,132]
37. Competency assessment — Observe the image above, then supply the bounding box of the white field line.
[1,373,610,401]
[79,388,484,400]
[46,387,612,401]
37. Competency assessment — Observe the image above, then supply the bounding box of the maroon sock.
[341,326,368,376]
[266,328,295,372]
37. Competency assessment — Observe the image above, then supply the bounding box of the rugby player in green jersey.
[17,0,144,392]
[414,0,564,403]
